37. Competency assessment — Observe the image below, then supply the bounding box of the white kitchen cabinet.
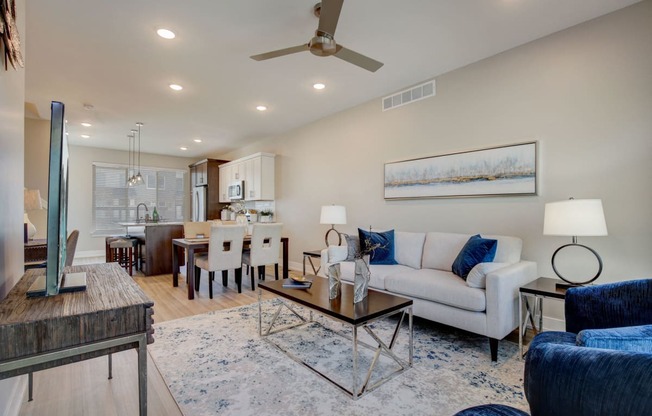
[218,164,232,203]
[218,153,275,202]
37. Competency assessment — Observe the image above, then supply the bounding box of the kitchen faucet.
[136,203,149,222]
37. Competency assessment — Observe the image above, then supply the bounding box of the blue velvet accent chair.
[455,278,652,416]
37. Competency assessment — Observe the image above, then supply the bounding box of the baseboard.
[76,249,105,259]
[0,376,27,416]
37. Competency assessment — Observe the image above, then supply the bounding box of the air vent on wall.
[382,79,436,111]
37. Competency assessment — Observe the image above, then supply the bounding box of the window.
[92,163,186,235]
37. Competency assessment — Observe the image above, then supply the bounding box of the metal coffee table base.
[258,293,413,400]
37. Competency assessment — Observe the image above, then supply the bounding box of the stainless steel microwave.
[228,181,244,200]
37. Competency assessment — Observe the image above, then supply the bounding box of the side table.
[519,277,567,357]
[302,250,322,276]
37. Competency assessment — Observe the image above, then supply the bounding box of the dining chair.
[242,223,283,290]
[193,224,247,297]
[183,221,213,239]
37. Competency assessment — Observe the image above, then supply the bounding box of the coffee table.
[258,277,413,400]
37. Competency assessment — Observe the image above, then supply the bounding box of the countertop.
[117,221,184,227]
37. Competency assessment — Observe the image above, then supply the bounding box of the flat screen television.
[27,101,86,297]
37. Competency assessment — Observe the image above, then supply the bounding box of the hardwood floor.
[18,259,285,416]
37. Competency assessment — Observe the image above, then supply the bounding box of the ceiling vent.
[382,79,436,111]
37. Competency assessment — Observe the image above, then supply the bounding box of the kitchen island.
[114,222,184,276]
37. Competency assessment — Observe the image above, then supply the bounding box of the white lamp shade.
[543,199,608,236]
[320,205,347,225]
[24,188,43,211]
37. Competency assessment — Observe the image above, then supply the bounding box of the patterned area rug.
[149,299,527,416]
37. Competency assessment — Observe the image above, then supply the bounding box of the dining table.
[171,236,289,300]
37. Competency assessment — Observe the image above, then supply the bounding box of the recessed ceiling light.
[157,28,176,39]
[256,105,267,111]
[65,132,69,136]
[193,139,202,143]
[81,122,92,127]
[180,146,188,151]
[313,83,326,90]
[81,134,90,139]
[169,84,183,91]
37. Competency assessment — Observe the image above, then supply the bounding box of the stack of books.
[282,277,313,289]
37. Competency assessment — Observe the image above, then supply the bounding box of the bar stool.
[108,237,138,275]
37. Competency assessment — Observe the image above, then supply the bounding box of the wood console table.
[0,263,155,415]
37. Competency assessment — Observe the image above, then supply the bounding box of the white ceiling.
[24,0,639,158]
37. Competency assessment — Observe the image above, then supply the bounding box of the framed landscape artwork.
[384,141,537,199]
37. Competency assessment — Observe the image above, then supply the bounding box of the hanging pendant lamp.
[134,122,144,185]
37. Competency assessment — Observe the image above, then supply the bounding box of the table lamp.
[320,205,347,247]
[543,198,608,288]
[24,188,43,241]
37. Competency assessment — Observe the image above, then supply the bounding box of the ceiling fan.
[250,0,383,73]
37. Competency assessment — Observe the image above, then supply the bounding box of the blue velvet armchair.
[455,278,652,416]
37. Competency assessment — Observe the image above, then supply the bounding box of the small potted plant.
[259,210,273,223]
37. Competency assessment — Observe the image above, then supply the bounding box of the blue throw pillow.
[452,234,498,279]
[358,228,398,265]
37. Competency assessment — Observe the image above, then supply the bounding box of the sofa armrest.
[485,260,537,339]
[577,324,652,353]
[319,246,348,277]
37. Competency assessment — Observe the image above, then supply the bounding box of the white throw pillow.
[466,262,509,289]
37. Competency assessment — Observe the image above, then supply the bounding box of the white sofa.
[319,231,537,361]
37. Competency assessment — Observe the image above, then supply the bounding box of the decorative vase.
[328,263,341,300]
[353,255,371,303]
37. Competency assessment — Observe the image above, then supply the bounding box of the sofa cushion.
[452,235,498,279]
[483,234,523,264]
[358,228,398,265]
[384,269,487,312]
[338,261,415,290]
[395,231,426,269]
[466,262,510,289]
[422,232,470,271]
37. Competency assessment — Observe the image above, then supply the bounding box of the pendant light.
[134,122,144,185]
[127,131,137,186]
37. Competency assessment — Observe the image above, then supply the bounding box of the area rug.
[149,299,527,416]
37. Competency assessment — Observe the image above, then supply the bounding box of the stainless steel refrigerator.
[192,185,207,222]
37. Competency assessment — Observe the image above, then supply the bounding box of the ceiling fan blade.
[250,44,309,61]
[334,45,384,72]
[317,0,344,37]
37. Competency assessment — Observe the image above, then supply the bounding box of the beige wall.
[67,145,196,253]
[24,117,50,197]
[0,1,27,412]
[216,3,652,323]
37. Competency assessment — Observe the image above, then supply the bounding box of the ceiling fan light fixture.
[309,34,337,56]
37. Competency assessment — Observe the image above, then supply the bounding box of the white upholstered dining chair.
[242,223,283,290]
[193,224,247,297]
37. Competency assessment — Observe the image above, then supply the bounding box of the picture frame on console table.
[384,141,537,199]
